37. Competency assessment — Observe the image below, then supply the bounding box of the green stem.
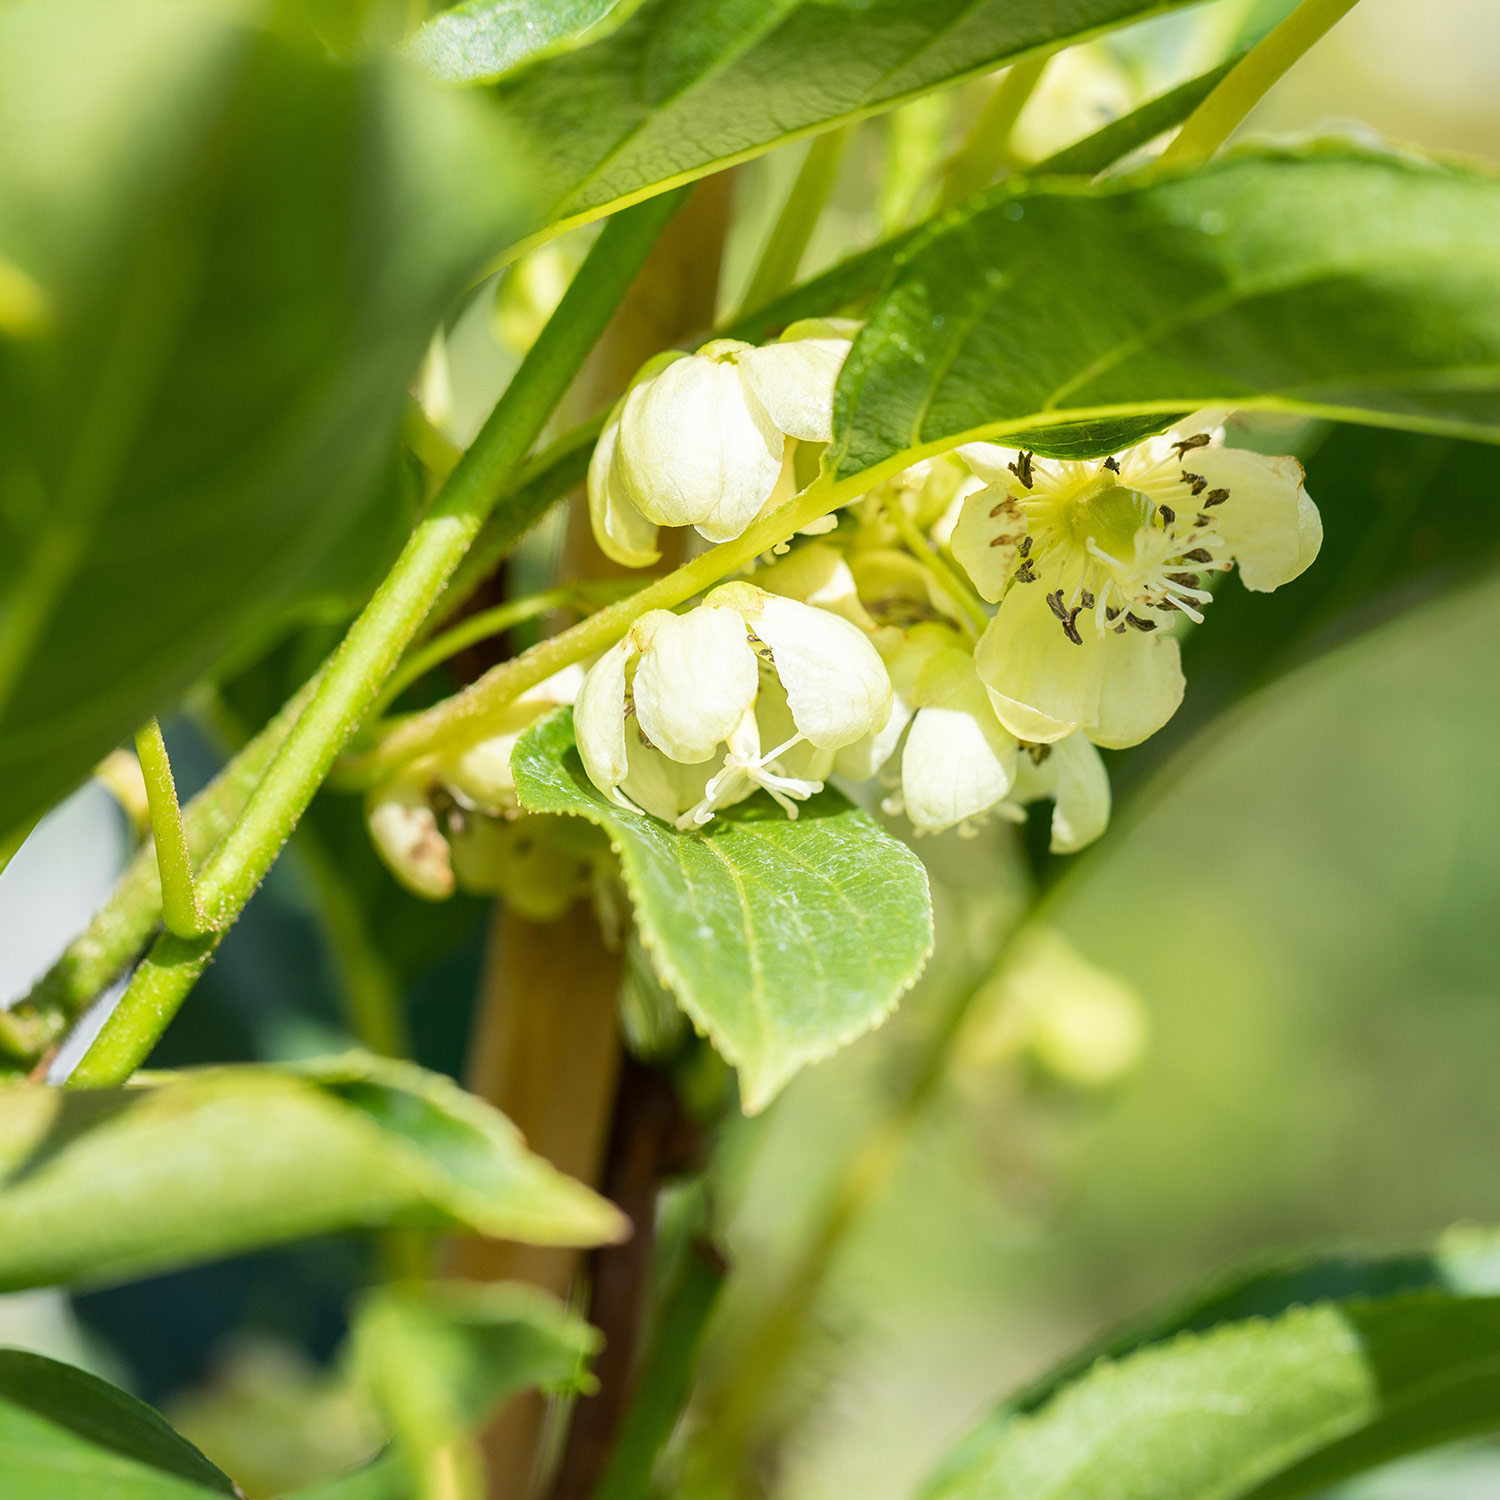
[1159,0,1362,167]
[940,52,1050,207]
[591,1241,726,1500]
[372,580,641,722]
[739,127,852,316]
[343,468,875,786]
[132,718,208,939]
[14,675,319,1055]
[64,190,688,1089]
[883,502,988,639]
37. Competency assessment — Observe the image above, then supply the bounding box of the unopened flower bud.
[587,322,859,562]
[366,775,453,901]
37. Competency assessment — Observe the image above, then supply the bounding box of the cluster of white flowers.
[367,323,1324,897]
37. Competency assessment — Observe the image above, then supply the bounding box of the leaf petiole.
[1160,0,1362,167]
[132,718,209,939]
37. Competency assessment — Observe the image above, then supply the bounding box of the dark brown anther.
[1158,505,1176,526]
[1079,590,1096,609]
[1168,572,1201,589]
[1103,456,1121,473]
[1105,605,1121,621]
[1046,589,1068,621]
[1173,432,1211,455]
[1061,612,1083,645]
[1026,742,1053,765]
[1195,514,1211,528]
[1008,451,1035,489]
[1125,612,1157,632]
[1183,471,1207,496]
[1015,562,1037,583]
[1204,488,1230,506]
[1019,535,1033,557]
[1181,547,1213,563]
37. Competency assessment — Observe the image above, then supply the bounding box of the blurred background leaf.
[0,1347,235,1499]
[0,0,537,839]
[0,1056,623,1292]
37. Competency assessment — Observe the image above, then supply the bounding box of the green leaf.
[407,0,635,82]
[465,0,1198,234]
[834,147,1500,477]
[0,1054,625,1291]
[353,1281,598,1489]
[0,1348,236,1499]
[0,0,536,836]
[924,1231,1500,1500]
[512,709,933,1113]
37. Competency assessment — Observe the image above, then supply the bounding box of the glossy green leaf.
[0,1348,236,1500]
[834,147,1500,478]
[0,1054,625,1291]
[0,0,536,836]
[466,0,1198,235]
[513,709,933,1112]
[924,1231,1500,1500]
[408,0,634,82]
[354,1281,598,1491]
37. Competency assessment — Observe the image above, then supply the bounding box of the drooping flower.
[828,622,1110,849]
[950,414,1322,747]
[587,320,858,565]
[574,582,891,829]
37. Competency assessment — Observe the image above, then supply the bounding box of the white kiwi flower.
[833,623,1109,848]
[574,582,891,829]
[950,413,1322,748]
[587,319,858,566]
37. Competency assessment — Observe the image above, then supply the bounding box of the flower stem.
[64,190,688,1089]
[883,501,989,639]
[739,126,853,316]
[132,718,209,939]
[1159,0,1362,167]
[940,52,1050,207]
[371,580,642,721]
[344,469,874,785]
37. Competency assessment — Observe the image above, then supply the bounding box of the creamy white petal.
[950,483,1026,603]
[1192,447,1316,592]
[574,638,633,804]
[901,649,1018,832]
[615,352,784,539]
[1090,628,1184,749]
[633,604,759,763]
[621,725,717,823]
[743,591,892,748]
[588,405,660,567]
[738,336,848,443]
[957,440,1023,488]
[1042,733,1111,853]
[974,585,1100,741]
[752,542,873,629]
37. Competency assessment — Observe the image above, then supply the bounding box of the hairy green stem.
[64,191,688,1088]
[1160,0,1361,166]
[739,126,853,316]
[373,580,641,721]
[940,52,1050,206]
[132,718,208,939]
[11,676,320,1060]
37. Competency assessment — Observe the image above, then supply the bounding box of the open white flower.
[575,582,891,829]
[829,622,1109,849]
[588,320,858,564]
[952,414,1322,747]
